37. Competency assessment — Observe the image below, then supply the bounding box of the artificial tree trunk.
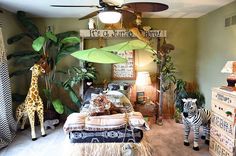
[157,54,166,125]
[155,38,175,125]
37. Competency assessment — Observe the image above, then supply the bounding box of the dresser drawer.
[211,99,236,123]
[212,88,236,108]
[210,125,236,152]
[210,137,235,156]
[211,113,236,139]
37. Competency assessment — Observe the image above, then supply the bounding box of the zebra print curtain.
[0,27,16,149]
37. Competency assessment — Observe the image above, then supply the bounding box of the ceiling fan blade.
[79,10,100,20]
[51,5,101,8]
[122,2,168,12]
[120,10,136,28]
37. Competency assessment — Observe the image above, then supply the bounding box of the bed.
[63,85,152,156]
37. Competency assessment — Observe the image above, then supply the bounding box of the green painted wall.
[32,18,197,85]
[197,1,236,109]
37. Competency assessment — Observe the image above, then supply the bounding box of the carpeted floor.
[146,120,210,156]
[0,119,210,156]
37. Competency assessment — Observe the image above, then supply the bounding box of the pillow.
[107,82,131,98]
[108,83,120,90]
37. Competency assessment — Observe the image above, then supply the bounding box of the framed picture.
[112,50,135,80]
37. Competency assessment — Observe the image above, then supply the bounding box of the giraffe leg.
[20,115,28,130]
[16,109,23,124]
[28,110,37,141]
[16,105,25,130]
[36,105,46,137]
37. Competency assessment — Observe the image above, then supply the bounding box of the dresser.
[210,88,236,156]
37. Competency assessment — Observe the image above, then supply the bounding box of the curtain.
[0,27,16,149]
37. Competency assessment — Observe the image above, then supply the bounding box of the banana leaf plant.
[32,30,80,113]
[53,63,96,114]
[7,11,42,77]
[7,11,81,114]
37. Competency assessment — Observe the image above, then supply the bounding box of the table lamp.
[135,71,151,104]
[221,61,236,87]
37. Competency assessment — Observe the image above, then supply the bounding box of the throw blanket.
[69,127,143,143]
[63,112,149,133]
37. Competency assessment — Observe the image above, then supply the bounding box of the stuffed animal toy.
[44,119,59,130]
[182,98,211,151]
[15,64,46,141]
[89,95,122,116]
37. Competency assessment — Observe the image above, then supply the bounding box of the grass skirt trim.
[63,136,152,156]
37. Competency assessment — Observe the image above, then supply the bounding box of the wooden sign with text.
[80,29,167,38]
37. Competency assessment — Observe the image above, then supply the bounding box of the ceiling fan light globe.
[98,11,121,24]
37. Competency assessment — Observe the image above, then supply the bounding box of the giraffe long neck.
[30,75,39,89]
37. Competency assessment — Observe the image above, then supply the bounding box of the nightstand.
[134,101,158,125]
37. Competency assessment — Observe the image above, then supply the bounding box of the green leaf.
[45,31,57,42]
[7,33,31,44]
[86,72,95,79]
[72,66,82,73]
[9,68,30,78]
[7,50,37,60]
[43,88,52,101]
[56,31,78,42]
[69,91,79,104]
[52,99,64,114]
[15,53,41,63]
[32,36,45,52]
[55,50,74,64]
[55,44,80,64]
[16,11,40,39]
[61,37,80,44]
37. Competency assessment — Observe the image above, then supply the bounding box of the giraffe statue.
[16,64,46,141]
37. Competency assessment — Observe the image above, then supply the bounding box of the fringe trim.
[63,135,152,156]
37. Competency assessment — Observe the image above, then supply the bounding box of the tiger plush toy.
[182,98,211,151]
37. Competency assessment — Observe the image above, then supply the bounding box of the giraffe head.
[30,64,45,77]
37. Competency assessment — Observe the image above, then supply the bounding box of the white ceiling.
[0,0,234,18]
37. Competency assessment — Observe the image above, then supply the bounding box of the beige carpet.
[0,120,210,156]
[146,120,210,156]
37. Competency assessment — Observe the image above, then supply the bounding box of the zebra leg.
[183,124,190,146]
[203,125,210,145]
[193,126,200,151]
[201,126,206,140]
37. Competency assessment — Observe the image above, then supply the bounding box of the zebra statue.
[182,98,211,151]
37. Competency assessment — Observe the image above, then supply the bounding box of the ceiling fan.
[51,0,168,43]
[51,0,168,23]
